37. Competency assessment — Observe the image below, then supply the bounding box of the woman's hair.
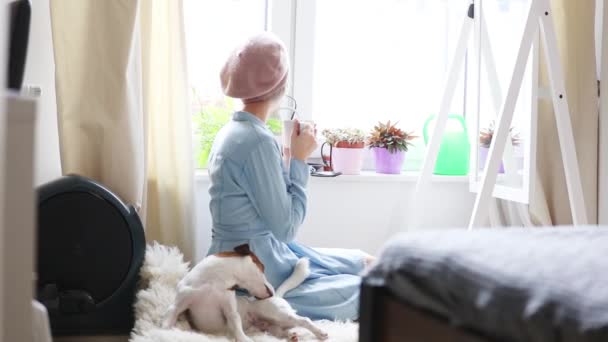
[269,83,287,102]
[242,76,288,104]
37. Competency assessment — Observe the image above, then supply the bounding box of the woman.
[207,32,372,321]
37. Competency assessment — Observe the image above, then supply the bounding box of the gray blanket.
[365,227,608,342]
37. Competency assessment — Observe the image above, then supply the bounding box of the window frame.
[188,0,532,176]
[276,0,471,171]
[269,0,315,122]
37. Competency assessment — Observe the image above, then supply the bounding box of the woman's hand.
[291,121,318,161]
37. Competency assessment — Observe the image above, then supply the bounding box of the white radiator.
[1,93,38,342]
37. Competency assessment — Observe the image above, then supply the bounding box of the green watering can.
[423,114,470,175]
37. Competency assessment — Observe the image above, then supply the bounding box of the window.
[185,0,533,172]
[301,0,472,170]
[309,0,468,131]
[184,0,268,168]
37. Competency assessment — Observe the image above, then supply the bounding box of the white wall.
[22,0,62,185]
[194,175,475,261]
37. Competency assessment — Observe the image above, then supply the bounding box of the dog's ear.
[234,244,251,256]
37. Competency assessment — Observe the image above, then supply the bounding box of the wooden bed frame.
[359,279,494,342]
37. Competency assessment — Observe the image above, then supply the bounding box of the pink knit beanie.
[220,32,289,104]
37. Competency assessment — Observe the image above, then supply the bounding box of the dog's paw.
[288,331,299,342]
[160,306,176,329]
[160,312,176,329]
[315,330,329,340]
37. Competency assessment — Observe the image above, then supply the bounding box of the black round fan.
[36,175,145,336]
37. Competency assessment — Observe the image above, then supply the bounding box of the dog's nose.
[254,287,274,300]
[265,285,274,298]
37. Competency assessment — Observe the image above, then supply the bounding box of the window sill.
[195,170,469,183]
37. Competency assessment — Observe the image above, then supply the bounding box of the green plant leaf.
[192,96,234,169]
[267,118,283,135]
[367,120,416,151]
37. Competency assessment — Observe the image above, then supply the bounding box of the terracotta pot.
[335,141,365,149]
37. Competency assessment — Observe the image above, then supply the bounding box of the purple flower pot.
[373,148,406,174]
[479,146,504,173]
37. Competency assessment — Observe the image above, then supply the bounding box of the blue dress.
[206,111,365,321]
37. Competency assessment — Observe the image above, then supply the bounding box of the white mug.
[282,120,296,148]
[282,120,315,148]
[299,120,315,133]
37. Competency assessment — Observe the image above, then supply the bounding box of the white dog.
[163,244,328,342]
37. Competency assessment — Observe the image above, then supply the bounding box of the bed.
[359,227,608,342]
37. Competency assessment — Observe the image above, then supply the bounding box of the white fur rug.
[130,243,359,342]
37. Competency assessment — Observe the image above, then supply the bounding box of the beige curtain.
[51,0,195,260]
[139,0,195,260]
[50,1,145,207]
[530,0,598,226]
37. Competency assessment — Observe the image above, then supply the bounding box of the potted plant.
[479,120,521,173]
[321,128,366,175]
[367,121,416,174]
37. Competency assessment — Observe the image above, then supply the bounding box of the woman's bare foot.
[364,255,376,268]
